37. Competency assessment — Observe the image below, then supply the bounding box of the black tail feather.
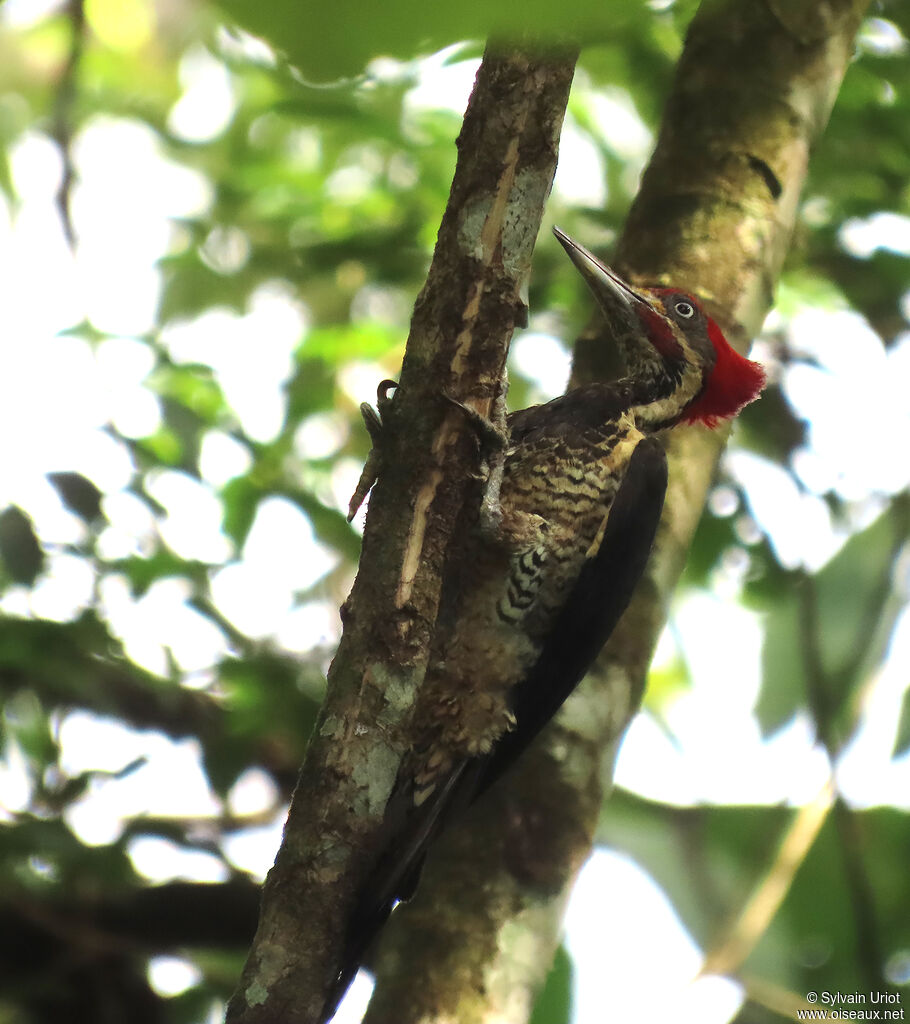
[319,760,481,1022]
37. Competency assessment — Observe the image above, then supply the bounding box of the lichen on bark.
[226,42,578,1024]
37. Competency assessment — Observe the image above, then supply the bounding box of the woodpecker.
[323,228,765,1021]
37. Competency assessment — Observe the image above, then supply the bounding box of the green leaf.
[301,322,402,361]
[286,359,339,422]
[752,506,907,738]
[47,472,105,523]
[158,251,249,322]
[813,511,898,683]
[0,816,138,890]
[283,488,362,562]
[0,613,209,739]
[205,652,322,792]
[155,364,227,425]
[598,792,910,1001]
[136,426,184,466]
[166,985,217,1024]
[0,506,44,584]
[755,807,910,993]
[597,788,791,949]
[3,690,56,769]
[216,0,640,82]
[221,475,263,547]
[160,397,205,473]
[735,383,807,465]
[681,508,739,589]
[893,687,910,759]
[111,551,211,597]
[755,587,805,736]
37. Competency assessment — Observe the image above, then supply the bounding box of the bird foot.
[347,380,398,521]
[443,372,509,543]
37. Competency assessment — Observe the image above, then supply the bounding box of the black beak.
[552,227,654,324]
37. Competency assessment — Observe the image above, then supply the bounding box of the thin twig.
[50,0,86,246]
[700,779,835,978]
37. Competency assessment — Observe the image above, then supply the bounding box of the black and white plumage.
[321,228,765,1021]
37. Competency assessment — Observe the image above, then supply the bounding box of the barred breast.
[406,409,643,803]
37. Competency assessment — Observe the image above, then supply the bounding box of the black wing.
[472,434,667,799]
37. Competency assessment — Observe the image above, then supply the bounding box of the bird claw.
[441,394,508,452]
[443,373,510,543]
[376,378,398,407]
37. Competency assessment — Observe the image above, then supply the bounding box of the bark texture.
[364,1,871,1022]
[226,44,577,1024]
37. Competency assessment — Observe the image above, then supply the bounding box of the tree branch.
[365,2,871,1020]
[226,42,578,1024]
[1,880,259,1024]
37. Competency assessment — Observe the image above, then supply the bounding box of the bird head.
[553,227,765,428]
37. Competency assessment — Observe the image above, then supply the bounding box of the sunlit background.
[1,1,909,1022]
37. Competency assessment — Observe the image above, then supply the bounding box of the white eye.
[675,300,696,318]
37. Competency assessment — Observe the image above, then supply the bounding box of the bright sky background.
[1,13,909,1024]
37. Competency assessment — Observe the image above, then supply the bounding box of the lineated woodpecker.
[323,228,765,1020]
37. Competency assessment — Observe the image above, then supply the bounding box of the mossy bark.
[226,44,578,1024]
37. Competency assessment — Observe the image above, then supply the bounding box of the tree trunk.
[226,43,578,1024]
[364,2,871,1022]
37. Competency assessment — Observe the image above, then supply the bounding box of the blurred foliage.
[529,943,574,1024]
[598,791,910,1001]
[214,0,697,83]
[0,1,908,1022]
